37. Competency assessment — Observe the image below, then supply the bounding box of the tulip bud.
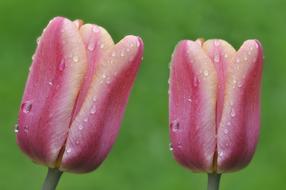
[16,17,144,173]
[169,39,263,173]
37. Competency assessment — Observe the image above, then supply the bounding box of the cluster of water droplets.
[169,119,184,151]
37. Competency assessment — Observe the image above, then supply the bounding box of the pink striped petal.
[60,35,143,173]
[169,40,217,172]
[16,17,87,167]
[217,40,263,172]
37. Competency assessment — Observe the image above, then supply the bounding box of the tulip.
[16,17,143,189]
[169,39,263,189]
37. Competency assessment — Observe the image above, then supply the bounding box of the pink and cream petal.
[17,17,87,167]
[169,40,217,172]
[217,40,263,172]
[60,36,144,172]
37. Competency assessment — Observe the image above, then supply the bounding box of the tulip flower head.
[16,17,143,173]
[169,39,263,173]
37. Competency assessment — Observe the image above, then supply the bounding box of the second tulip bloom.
[169,39,263,173]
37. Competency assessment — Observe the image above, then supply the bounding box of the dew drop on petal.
[21,101,32,113]
[14,123,19,133]
[224,128,229,134]
[171,120,180,132]
[73,55,79,63]
[214,40,220,47]
[66,148,71,153]
[214,54,220,62]
[90,105,96,114]
[78,125,83,130]
[169,143,173,151]
[231,108,236,117]
[111,52,116,57]
[100,44,104,49]
[203,70,209,77]
[24,125,29,133]
[92,26,100,33]
[58,59,65,71]
[193,77,199,87]
[88,43,95,51]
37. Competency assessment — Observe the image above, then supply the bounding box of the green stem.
[41,168,63,190]
[207,173,221,190]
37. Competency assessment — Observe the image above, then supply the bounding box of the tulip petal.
[16,17,87,167]
[169,40,217,172]
[203,40,236,128]
[60,35,143,173]
[217,40,263,172]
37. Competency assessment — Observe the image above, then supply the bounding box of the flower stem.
[41,168,63,190]
[207,173,221,190]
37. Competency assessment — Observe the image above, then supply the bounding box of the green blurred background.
[0,0,285,189]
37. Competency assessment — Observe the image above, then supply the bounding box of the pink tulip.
[16,17,144,173]
[169,39,263,173]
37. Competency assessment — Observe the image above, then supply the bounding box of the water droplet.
[214,54,220,62]
[24,125,29,133]
[130,43,134,47]
[48,81,53,86]
[66,148,71,153]
[230,108,236,117]
[177,142,183,149]
[169,143,173,151]
[92,96,97,102]
[120,52,125,57]
[233,79,237,84]
[224,128,228,134]
[171,120,180,132]
[248,51,252,55]
[21,101,32,113]
[75,140,80,145]
[36,37,41,44]
[14,123,19,133]
[126,48,130,52]
[100,44,104,49]
[227,121,231,126]
[238,81,243,88]
[187,98,192,102]
[58,59,65,71]
[219,151,224,157]
[136,40,140,47]
[111,52,116,57]
[236,58,240,63]
[250,46,254,51]
[193,77,199,87]
[102,74,106,79]
[90,105,96,114]
[78,125,83,130]
[73,55,79,62]
[203,70,209,77]
[230,101,234,106]
[84,118,88,122]
[92,26,100,33]
[244,56,248,61]
[88,43,95,51]
[214,40,220,47]
[224,54,228,58]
